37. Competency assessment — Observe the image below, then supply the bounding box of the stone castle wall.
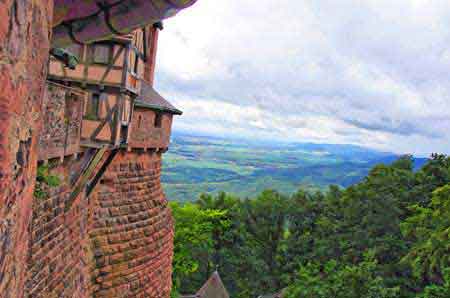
[1,3,176,297]
[89,151,173,298]
[25,158,91,298]
[0,1,53,297]
[23,151,174,298]
[129,109,173,150]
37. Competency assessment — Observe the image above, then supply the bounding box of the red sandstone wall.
[0,4,176,297]
[0,1,53,297]
[89,151,174,298]
[25,158,92,298]
[129,109,173,149]
[25,150,174,298]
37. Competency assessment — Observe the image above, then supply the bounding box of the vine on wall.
[34,164,61,199]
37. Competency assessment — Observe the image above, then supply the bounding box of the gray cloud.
[155,0,450,156]
[343,118,443,139]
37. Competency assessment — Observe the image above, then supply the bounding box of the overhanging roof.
[135,81,182,115]
[52,0,198,47]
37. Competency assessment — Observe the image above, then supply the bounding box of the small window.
[121,98,131,123]
[133,51,139,75]
[154,112,163,128]
[65,44,83,61]
[120,125,128,144]
[86,93,100,120]
[138,115,143,128]
[92,44,111,64]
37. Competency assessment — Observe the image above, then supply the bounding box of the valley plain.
[162,133,427,202]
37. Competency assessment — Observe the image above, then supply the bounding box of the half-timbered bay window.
[47,28,152,148]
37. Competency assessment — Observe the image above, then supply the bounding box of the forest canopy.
[170,154,450,298]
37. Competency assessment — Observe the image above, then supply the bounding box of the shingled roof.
[134,81,182,115]
[181,271,230,298]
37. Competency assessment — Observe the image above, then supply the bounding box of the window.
[133,51,139,75]
[138,115,143,128]
[65,44,83,60]
[120,125,128,144]
[86,93,100,119]
[92,44,111,64]
[154,112,163,128]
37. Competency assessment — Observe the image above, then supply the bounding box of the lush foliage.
[285,252,400,298]
[170,201,229,295]
[34,164,61,199]
[170,154,450,298]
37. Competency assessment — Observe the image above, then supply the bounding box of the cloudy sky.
[155,0,450,156]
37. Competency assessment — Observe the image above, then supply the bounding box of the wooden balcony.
[38,82,86,161]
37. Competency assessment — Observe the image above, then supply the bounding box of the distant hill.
[162,133,428,202]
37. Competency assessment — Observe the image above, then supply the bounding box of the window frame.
[85,93,101,120]
[91,43,113,65]
[130,47,141,76]
[138,115,143,128]
[154,112,163,128]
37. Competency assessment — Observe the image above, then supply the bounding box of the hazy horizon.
[170,129,434,158]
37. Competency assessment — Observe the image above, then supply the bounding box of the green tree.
[239,190,291,295]
[401,185,450,286]
[284,189,326,276]
[171,155,450,298]
[170,202,228,295]
[195,192,246,295]
[285,252,400,298]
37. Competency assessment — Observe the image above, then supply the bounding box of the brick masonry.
[89,151,174,298]
[1,2,176,297]
[24,151,174,298]
[129,109,173,150]
[25,158,91,298]
[0,1,53,297]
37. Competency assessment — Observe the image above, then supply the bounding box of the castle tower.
[87,23,182,297]
[0,2,196,297]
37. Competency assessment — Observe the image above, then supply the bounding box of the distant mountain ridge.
[162,133,428,201]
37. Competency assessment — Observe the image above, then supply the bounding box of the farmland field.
[162,133,426,202]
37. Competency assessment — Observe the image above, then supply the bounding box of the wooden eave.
[134,101,182,115]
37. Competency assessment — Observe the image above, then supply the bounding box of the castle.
[0,1,196,297]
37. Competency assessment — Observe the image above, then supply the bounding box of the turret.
[129,81,182,150]
[128,22,183,151]
[47,29,149,149]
